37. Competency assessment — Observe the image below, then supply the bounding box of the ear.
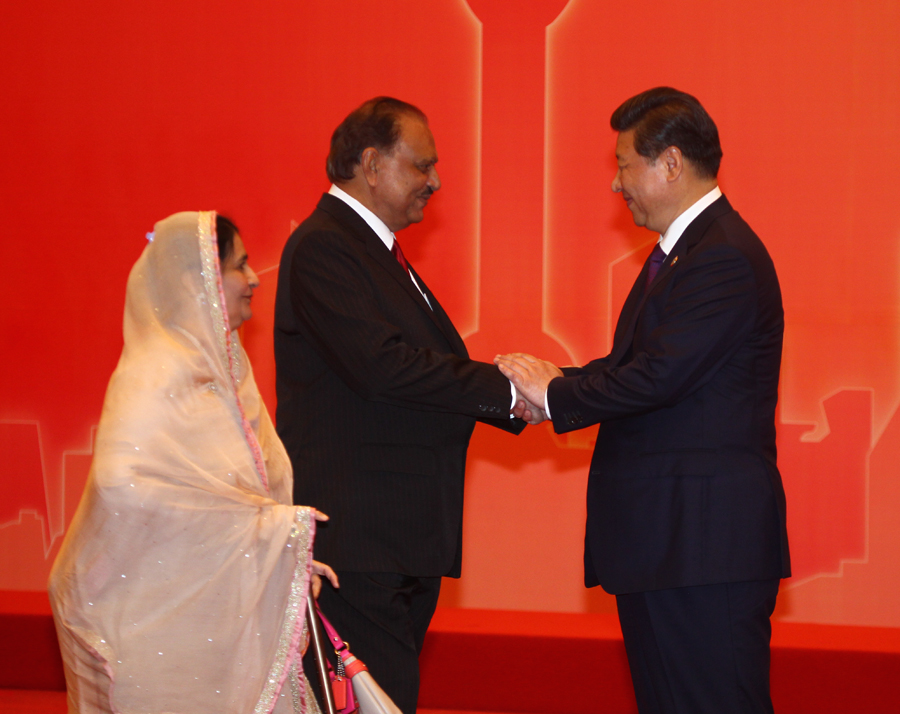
[663,145,684,182]
[360,147,380,187]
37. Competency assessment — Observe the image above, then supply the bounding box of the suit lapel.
[317,194,462,349]
[408,265,468,356]
[608,195,734,367]
[607,252,652,366]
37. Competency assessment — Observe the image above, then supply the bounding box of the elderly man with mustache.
[274,97,525,714]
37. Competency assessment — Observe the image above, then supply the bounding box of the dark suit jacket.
[548,195,790,594]
[274,193,523,578]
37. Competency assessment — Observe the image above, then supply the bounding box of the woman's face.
[221,233,259,331]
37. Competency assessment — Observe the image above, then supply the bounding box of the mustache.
[420,187,434,199]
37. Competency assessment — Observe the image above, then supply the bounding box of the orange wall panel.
[2,0,899,627]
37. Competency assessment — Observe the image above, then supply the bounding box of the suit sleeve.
[291,227,524,431]
[548,243,756,432]
[564,356,610,376]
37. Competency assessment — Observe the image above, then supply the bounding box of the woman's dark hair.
[610,87,722,179]
[326,96,428,183]
[215,214,239,263]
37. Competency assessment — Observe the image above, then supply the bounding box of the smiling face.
[611,129,672,234]
[220,233,259,331]
[370,113,441,232]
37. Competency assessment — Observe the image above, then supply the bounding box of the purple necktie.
[391,239,409,273]
[645,243,667,293]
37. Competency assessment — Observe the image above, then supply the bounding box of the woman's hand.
[311,561,339,598]
[308,510,338,597]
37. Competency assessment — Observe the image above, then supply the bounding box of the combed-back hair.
[326,97,428,183]
[610,87,722,178]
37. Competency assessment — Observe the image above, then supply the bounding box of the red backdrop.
[2,0,899,627]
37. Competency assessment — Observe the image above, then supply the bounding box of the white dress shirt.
[658,185,722,255]
[328,184,431,307]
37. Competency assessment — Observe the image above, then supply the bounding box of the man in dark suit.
[496,88,790,714]
[274,97,525,713]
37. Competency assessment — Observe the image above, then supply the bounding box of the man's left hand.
[494,353,563,412]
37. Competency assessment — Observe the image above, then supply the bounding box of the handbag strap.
[314,604,370,678]
[314,604,347,653]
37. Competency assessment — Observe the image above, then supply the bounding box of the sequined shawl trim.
[254,508,316,714]
[198,211,270,492]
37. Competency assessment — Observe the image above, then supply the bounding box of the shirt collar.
[328,184,395,250]
[658,185,722,254]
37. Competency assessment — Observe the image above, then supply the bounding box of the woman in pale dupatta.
[49,211,334,714]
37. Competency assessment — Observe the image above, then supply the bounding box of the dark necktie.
[391,238,433,310]
[645,243,667,293]
[391,239,409,273]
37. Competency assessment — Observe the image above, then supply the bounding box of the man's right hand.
[513,391,547,425]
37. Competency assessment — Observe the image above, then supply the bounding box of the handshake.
[493,353,564,426]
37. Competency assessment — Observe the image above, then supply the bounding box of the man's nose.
[611,171,622,193]
[428,166,441,192]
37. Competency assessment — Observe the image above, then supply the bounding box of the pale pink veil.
[49,212,319,714]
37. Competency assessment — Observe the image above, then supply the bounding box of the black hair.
[326,97,428,183]
[610,87,722,178]
[215,214,239,263]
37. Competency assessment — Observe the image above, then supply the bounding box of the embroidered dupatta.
[49,212,317,714]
